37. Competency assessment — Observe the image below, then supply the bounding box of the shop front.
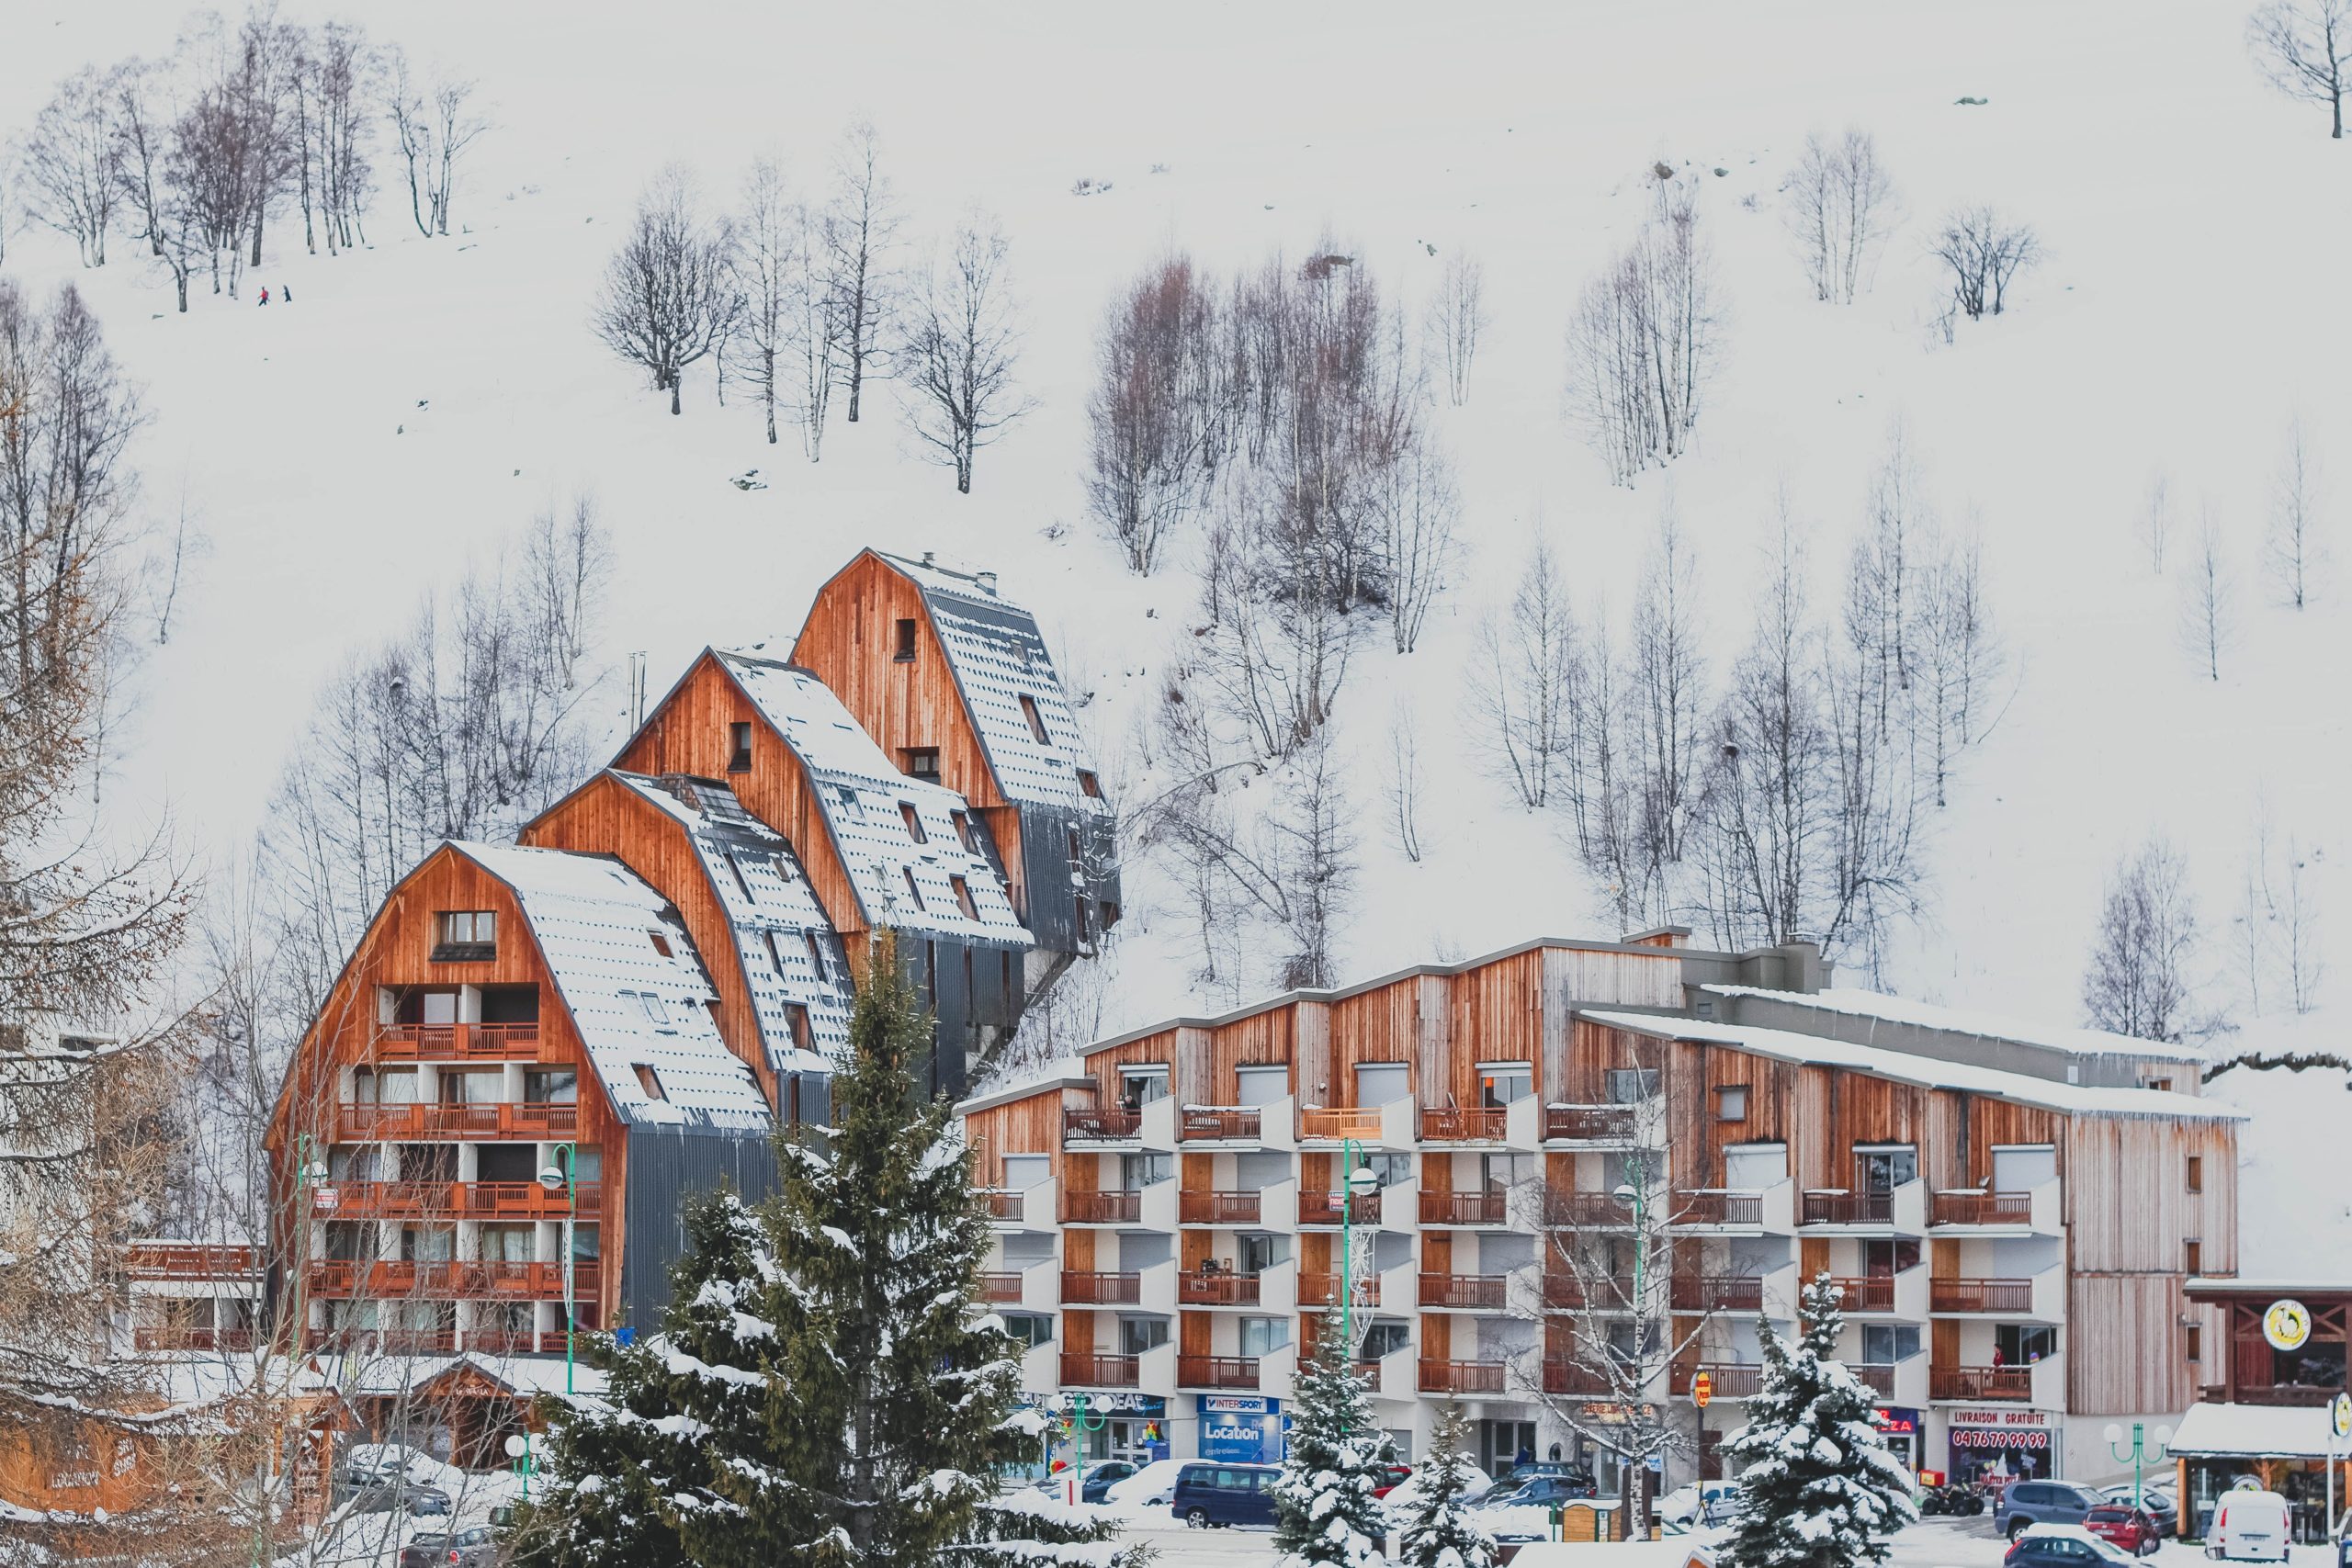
[2170,1401,2349,1544]
[1946,1406,2058,1490]
[1048,1392,1170,1465]
[1871,1406,1924,1481]
[1198,1394,1284,1465]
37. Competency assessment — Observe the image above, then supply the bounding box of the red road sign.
[1692,1371,1713,1408]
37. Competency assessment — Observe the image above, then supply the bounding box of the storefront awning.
[2170,1402,2342,1461]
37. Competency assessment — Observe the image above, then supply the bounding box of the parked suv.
[1998,1482,2109,1539]
[399,1527,499,1568]
[1171,1461,1280,1529]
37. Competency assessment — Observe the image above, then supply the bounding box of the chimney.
[977,570,998,594]
[922,550,936,568]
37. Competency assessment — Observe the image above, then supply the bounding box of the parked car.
[1481,1472,1600,1510]
[1171,1461,1280,1529]
[1370,1465,1414,1500]
[1503,1461,1597,1489]
[2205,1489,2292,1562]
[399,1527,499,1568]
[1035,1460,1138,1504]
[1659,1482,1743,1527]
[335,1479,450,1517]
[2005,1523,2143,1568]
[2099,1484,2177,1537]
[1998,1481,2109,1539]
[1103,1458,1185,1508]
[2083,1506,2163,1556]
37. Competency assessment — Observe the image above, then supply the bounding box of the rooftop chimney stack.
[977,570,998,594]
[922,550,936,567]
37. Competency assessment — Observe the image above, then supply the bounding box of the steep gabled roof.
[452,841,772,1132]
[610,772,851,1072]
[876,551,1106,813]
[715,649,1031,946]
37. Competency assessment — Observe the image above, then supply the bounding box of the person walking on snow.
[259,288,269,305]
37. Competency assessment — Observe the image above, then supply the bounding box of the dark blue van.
[1172,1461,1281,1529]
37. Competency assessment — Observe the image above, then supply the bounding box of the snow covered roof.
[2169,1400,2341,1459]
[1580,1010,2247,1122]
[715,650,1032,946]
[612,773,851,1073]
[311,1349,611,1401]
[878,551,1107,813]
[2185,1277,2352,1294]
[1699,985,2209,1064]
[453,841,772,1132]
[956,1056,1094,1116]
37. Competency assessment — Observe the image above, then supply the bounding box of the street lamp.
[1339,1140,1379,1348]
[2104,1421,2174,1513]
[503,1432,535,1501]
[537,1144,578,1395]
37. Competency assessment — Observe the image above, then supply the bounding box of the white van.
[2205,1488,2291,1562]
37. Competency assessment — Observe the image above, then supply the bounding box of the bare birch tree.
[1468,538,1579,809]
[2247,0,2352,136]
[901,207,1031,492]
[2180,507,2235,681]
[729,155,797,446]
[1429,251,1487,405]
[2143,470,2172,576]
[1084,254,1222,572]
[1375,430,1462,654]
[1564,180,1721,484]
[593,166,740,416]
[1930,207,2040,320]
[2081,836,2201,1043]
[1784,128,1898,304]
[2264,416,2324,608]
[1384,704,1428,864]
[22,66,121,267]
[823,118,899,423]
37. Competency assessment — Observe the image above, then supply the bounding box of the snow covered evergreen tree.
[1396,1402,1493,1568]
[1720,1275,1917,1568]
[1274,1303,1396,1568]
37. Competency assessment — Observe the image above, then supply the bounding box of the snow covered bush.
[1396,1403,1493,1568]
[1274,1303,1396,1568]
[1719,1274,1917,1568]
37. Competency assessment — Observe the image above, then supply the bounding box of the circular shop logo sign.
[2263,1298,2312,1353]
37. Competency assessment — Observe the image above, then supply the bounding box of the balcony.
[1668,1274,1764,1313]
[1930,1190,2034,1228]
[306,1258,600,1300]
[1851,1361,1896,1396]
[1298,1273,1377,1310]
[1544,1104,1636,1143]
[1180,1107,1261,1142]
[979,1272,1024,1303]
[1826,1275,1897,1314]
[1544,1360,1616,1397]
[1419,1272,1510,1311]
[334,1101,579,1140]
[319,1179,604,1220]
[2228,1382,2343,1407]
[1801,1191,1892,1227]
[126,1243,262,1281]
[1060,1353,1140,1389]
[1930,1364,2031,1402]
[1546,1190,1636,1228]
[1059,1270,1141,1305]
[372,1021,542,1062]
[1297,1107,1383,1142]
[1299,1190,1382,1226]
[1180,1190,1262,1225]
[1929,1277,2034,1315]
[133,1325,256,1352]
[1179,1355,1263,1391]
[1177,1269,1262,1306]
[1419,1190,1509,1227]
[1543,1273,1637,1311]
[981,1189,1024,1222]
[1677,1190,1762,1226]
[1419,1107,1505,1143]
[1064,1107,1142,1143]
[1419,1359,1507,1394]
[1670,1363,1764,1399]
[1059,1190,1141,1224]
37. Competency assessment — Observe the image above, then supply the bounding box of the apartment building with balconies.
[958,932,2243,1488]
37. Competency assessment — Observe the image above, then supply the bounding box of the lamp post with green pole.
[537,1143,578,1395]
[1335,1139,1380,1439]
[1613,1154,1651,1539]
[2104,1421,2174,1515]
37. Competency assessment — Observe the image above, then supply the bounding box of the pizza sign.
[1691,1371,1713,1409]
[2264,1299,2312,1353]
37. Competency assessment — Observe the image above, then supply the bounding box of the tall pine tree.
[1274,1302,1396,1568]
[1396,1402,1494,1568]
[1720,1274,1917,1568]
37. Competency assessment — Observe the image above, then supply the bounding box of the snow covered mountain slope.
[2,0,2346,1152]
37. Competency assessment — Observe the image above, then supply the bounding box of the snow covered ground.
[3,3,2348,1266]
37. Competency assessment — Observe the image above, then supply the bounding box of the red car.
[1370,1465,1413,1499]
[2082,1506,2161,1556]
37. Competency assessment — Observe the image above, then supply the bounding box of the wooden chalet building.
[959,932,2242,1489]
[2167,1277,2352,1542]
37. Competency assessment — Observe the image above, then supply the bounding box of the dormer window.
[894,618,918,661]
[1018,694,1051,745]
[902,747,941,784]
[786,1004,814,1052]
[634,992,673,1029]
[728,721,753,773]
[649,931,673,957]
[899,803,927,843]
[901,868,926,911]
[1077,769,1102,799]
[433,911,496,963]
[950,810,976,852]
[803,931,825,972]
[633,1065,667,1101]
[951,875,978,920]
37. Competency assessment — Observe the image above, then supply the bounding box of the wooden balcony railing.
[1676,1190,1763,1226]
[1419,1189,1509,1226]
[1930,1190,2034,1226]
[1059,1270,1141,1304]
[1543,1360,1615,1397]
[373,1021,542,1062]
[1298,1190,1382,1226]
[1543,1273,1637,1310]
[1179,1355,1262,1390]
[1931,1364,2031,1401]
[1181,1190,1262,1225]
[133,1325,255,1351]
[318,1179,604,1220]
[1929,1277,2033,1314]
[979,1272,1024,1303]
[2230,1383,2341,1406]
[126,1243,261,1281]
[1670,1363,1764,1399]
[1827,1275,1896,1313]
[1178,1270,1261,1306]
[1801,1191,1892,1226]
[1668,1274,1763,1313]
[1544,1104,1635,1142]
[1419,1359,1506,1393]
[1297,1106,1383,1141]
[1851,1361,1896,1396]
[1059,1190,1142,1224]
[1297,1273,1376,1309]
[334,1101,580,1140]
[1060,1353,1139,1388]
[1546,1190,1636,1227]
[1180,1107,1261,1141]
[306,1258,600,1300]
[981,1190,1023,1221]
[1419,1272,1509,1310]
[1419,1107,1506,1142]
[1064,1107,1142,1142]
